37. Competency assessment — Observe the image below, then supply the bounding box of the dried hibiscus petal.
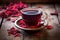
[20,24,27,28]
[0,12,7,18]
[46,25,53,29]
[14,33,20,37]
[10,27,16,31]
[6,18,11,21]
[11,27,15,30]
[19,19,28,28]
[19,2,24,8]
[19,19,25,24]
[5,10,12,16]
[7,27,21,37]
[12,31,17,35]
[7,30,11,36]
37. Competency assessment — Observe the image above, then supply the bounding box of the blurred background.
[0,0,60,4]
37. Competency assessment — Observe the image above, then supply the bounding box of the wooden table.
[0,4,60,40]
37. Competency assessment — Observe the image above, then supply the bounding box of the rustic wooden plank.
[55,4,60,13]
[33,4,59,24]
[0,4,59,40]
[23,5,59,40]
[0,21,24,40]
[32,4,56,14]
[0,16,59,40]
[21,4,59,40]
[58,14,60,24]
[55,4,60,24]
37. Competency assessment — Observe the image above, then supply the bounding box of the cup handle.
[41,12,48,21]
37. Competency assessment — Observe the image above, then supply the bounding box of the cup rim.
[20,7,42,15]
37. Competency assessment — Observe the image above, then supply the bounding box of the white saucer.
[15,16,48,31]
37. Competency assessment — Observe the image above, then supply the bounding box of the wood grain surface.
[0,4,60,40]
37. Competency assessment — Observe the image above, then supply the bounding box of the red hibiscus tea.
[21,8,42,27]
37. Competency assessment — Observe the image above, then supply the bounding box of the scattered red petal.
[0,1,28,18]
[14,33,20,37]
[0,12,7,18]
[8,31,11,36]
[19,19,25,24]
[46,25,53,29]
[20,24,27,28]
[6,18,11,21]
[12,31,16,35]
[7,27,21,37]
[10,27,16,32]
